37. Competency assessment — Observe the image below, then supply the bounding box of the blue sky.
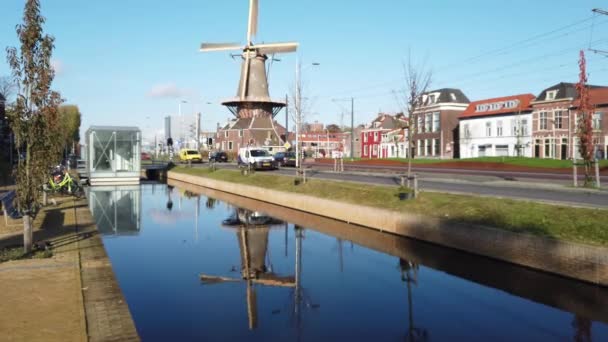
[1,0,607,139]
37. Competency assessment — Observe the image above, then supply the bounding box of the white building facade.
[380,129,408,158]
[459,94,535,158]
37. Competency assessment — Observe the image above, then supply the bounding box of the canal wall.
[167,171,608,287]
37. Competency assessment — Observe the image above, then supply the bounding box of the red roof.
[460,94,535,119]
[572,88,608,107]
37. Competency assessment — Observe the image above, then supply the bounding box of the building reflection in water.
[200,208,320,330]
[88,185,141,236]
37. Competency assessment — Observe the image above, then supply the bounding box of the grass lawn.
[172,166,608,247]
[349,157,608,168]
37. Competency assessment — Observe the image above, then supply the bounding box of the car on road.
[179,149,203,163]
[209,151,229,163]
[273,151,296,167]
[238,147,276,170]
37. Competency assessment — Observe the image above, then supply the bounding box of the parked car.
[237,147,276,170]
[179,149,203,163]
[141,152,152,161]
[273,151,296,167]
[209,151,228,163]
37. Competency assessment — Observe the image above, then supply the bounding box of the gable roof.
[422,88,470,106]
[460,94,535,119]
[368,113,407,130]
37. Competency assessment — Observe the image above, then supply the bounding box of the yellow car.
[179,149,203,163]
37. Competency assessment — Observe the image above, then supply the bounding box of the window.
[224,130,229,138]
[496,145,509,157]
[496,120,503,137]
[417,140,422,156]
[433,138,440,156]
[374,131,378,140]
[486,122,492,137]
[464,123,471,138]
[417,116,423,133]
[521,119,529,136]
[363,133,367,143]
[373,144,378,155]
[432,112,440,132]
[540,112,548,130]
[555,111,563,129]
[544,139,552,158]
[593,112,602,130]
[364,145,368,156]
[511,119,518,136]
[425,113,432,133]
[239,130,243,137]
[546,90,557,101]
[426,139,432,156]
[228,141,233,150]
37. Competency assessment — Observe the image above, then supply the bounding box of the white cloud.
[51,59,65,76]
[147,82,193,99]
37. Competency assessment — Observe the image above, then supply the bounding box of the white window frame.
[497,120,503,137]
[593,112,602,130]
[555,111,563,129]
[540,112,548,130]
[425,113,432,133]
[486,122,492,137]
[432,112,440,132]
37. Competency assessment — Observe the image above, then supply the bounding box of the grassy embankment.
[346,157,608,168]
[173,166,608,246]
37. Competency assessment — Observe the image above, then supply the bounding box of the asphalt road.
[194,163,608,209]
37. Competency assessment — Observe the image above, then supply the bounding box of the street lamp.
[295,58,320,168]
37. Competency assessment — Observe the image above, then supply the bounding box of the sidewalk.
[0,194,139,342]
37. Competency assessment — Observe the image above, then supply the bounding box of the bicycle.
[44,166,84,198]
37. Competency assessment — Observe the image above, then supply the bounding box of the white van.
[237,147,277,170]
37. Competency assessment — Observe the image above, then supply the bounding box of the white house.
[459,94,535,158]
[380,128,408,158]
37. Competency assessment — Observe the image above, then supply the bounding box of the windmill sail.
[200,43,243,52]
[247,0,259,43]
[256,42,299,55]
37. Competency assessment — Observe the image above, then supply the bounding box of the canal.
[88,182,608,341]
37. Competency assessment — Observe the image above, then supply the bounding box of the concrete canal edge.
[75,198,140,341]
[168,170,608,287]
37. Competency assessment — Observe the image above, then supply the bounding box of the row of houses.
[360,82,608,160]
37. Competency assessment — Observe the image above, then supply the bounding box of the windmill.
[200,0,298,147]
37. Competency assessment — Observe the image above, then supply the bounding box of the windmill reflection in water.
[200,207,318,330]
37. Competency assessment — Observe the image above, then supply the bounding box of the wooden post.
[595,160,601,188]
[413,174,419,198]
[340,158,344,172]
[573,160,578,188]
[400,175,406,187]
[42,191,47,206]
[23,215,32,253]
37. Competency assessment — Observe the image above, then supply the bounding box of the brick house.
[530,82,607,159]
[360,113,407,158]
[411,88,470,159]
[572,88,608,160]
[216,116,287,154]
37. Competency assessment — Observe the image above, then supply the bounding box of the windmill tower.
[200,0,298,148]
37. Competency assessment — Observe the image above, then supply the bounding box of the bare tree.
[0,76,17,101]
[394,54,432,177]
[6,0,63,253]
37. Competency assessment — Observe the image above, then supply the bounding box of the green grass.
[0,246,53,263]
[173,166,608,246]
[348,157,608,169]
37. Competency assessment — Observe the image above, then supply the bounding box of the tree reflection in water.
[573,315,592,342]
[399,258,428,342]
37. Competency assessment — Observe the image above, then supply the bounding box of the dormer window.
[546,90,558,101]
[450,93,457,101]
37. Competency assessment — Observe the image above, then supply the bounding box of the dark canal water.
[89,183,608,341]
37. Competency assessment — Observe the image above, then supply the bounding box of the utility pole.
[590,9,608,55]
[350,97,354,160]
[285,94,289,145]
[196,112,201,151]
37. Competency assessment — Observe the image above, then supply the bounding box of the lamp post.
[295,58,320,168]
[178,100,188,147]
